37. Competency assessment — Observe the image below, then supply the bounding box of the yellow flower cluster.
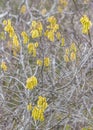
[21,31,29,44]
[3,19,20,56]
[27,42,38,57]
[26,76,37,90]
[1,61,7,71]
[37,59,42,66]
[31,21,43,38]
[56,32,61,40]
[44,57,50,66]
[61,37,65,46]
[64,43,77,62]
[20,4,26,14]
[32,96,48,121]
[37,57,50,67]
[32,106,44,121]
[45,16,59,42]
[3,19,15,38]
[13,35,19,47]
[80,15,92,34]
[37,96,48,111]
[27,103,32,111]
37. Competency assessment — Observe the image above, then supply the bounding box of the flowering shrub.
[0,0,93,130]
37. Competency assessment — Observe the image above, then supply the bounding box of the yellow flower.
[31,21,37,29]
[47,31,54,42]
[61,37,65,46]
[20,4,26,14]
[31,29,39,38]
[37,96,48,111]
[32,106,44,121]
[65,48,69,55]
[64,55,69,62]
[56,32,61,40]
[1,62,7,71]
[70,43,77,52]
[21,31,29,44]
[37,59,42,66]
[44,57,50,67]
[26,76,37,90]
[34,42,39,48]
[70,52,76,61]
[4,19,15,38]
[80,15,92,34]
[3,20,7,25]
[37,22,43,32]
[31,21,43,37]
[27,103,32,111]
[52,24,59,32]
[13,34,19,47]
[28,43,37,57]
[28,43,34,53]
[7,19,11,25]
[47,16,57,25]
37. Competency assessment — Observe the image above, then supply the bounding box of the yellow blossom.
[26,76,37,90]
[34,42,39,48]
[70,52,76,61]
[4,19,15,38]
[37,96,48,111]
[80,15,92,34]
[31,21,43,37]
[53,24,59,32]
[27,103,32,111]
[32,106,44,121]
[70,43,77,52]
[65,48,69,55]
[13,34,19,47]
[37,59,42,66]
[21,31,29,44]
[44,57,50,67]
[28,43,37,57]
[47,31,54,42]
[20,4,26,14]
[3,20,7,25]
[31,21,37,29]
[56,32,61,40]
[61,37,65,46]
[31,29,39,38]
[64,55,69,62]
[47,16,57,25]
[1,62,7,71]
[37,22,43,32]
[28,43,34,53]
